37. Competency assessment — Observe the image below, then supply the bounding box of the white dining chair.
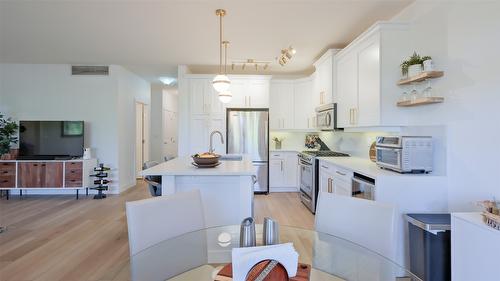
[126,190,211,281]
[315,193,398,261]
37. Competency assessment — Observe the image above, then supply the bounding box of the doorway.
[135,102,149,178]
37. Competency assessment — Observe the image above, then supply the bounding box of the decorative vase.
[275,141,282,150]
[408,64,423,77]
[423,59,434,72]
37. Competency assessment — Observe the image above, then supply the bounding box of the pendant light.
[213,9,231,93]
[218,40,232,103]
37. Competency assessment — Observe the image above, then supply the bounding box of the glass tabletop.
[125,225,421,281]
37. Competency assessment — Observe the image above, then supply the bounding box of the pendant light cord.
[219,13,223,74]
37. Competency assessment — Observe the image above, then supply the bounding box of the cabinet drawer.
[270,152,285,159]
[65,162,83,169]
[65,178,82,187]
[0,162,16,175]
[0,175,15,187]
[333,167,353,181]
[65,169,83,180]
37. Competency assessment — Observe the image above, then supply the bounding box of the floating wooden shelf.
[398,71,444,85]
[397,97,444,107]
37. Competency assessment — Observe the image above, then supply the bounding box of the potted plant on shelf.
[401,52,432,78]
[0,113,19,160]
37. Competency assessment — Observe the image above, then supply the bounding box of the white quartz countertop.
[317,156,440,179]
[140,156,257,176]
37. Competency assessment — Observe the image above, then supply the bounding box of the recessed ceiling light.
[159,77,177,86]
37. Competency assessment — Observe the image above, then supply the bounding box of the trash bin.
[405,214,451,281]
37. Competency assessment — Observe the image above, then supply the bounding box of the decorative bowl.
[192,153,220,165]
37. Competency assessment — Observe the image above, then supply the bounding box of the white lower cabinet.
[269,151,298,192]
[319,160,353,196]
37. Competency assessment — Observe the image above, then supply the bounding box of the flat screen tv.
[19,121,84,160]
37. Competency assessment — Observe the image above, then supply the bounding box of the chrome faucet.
[209,131,224,154]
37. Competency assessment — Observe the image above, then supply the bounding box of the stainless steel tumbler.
[239,217,256,247]
[263,217,280,245]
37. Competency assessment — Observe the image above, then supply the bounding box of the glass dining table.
[123,225,421,281]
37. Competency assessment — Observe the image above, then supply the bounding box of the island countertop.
[140,156,257,176]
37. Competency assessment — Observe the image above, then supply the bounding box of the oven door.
[298,159,314,198]
[316,110,333,130]
[376,146,402,171]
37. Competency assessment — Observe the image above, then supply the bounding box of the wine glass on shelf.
[422,80,433,98]
[410,82,418,102]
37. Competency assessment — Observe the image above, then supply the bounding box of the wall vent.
[71,65,109,76]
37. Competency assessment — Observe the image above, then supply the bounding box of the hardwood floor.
[0,182,314,281]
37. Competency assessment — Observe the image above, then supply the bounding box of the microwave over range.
[315,103,339,131]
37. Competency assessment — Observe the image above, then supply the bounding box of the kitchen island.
[141,156,257,227]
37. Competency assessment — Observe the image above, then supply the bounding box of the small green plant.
[0,113,19,155]
[401,52,432,76]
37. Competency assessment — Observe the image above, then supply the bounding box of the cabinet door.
[284,153,298,188]
[207,80,226,115]
[269,159,285,187]
[44,162,63,187]
[336,52,358,128]
[357,38,380,127]
[247,80,269,108]
[293,79,314,130]
[18,162,44,187]
[227,79,247,108]
[269,82,284,130]
[190,116,209,154]
[189,79,209,115]
[333,176,352,197]
[318,56,333,105]
[319,170,334,193]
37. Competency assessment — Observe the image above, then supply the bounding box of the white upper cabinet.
[334,22,409,129]
[189,78,225,115]
[293,77,316,130]
[269,80,294,130]
[336,52,359,128]
[226,77,270,108]
[247,80,270,108]
[313,49,340,106]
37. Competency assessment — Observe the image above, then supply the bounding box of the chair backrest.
[315,193,397,261]
[126,190,206,256]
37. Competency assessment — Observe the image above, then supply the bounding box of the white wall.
[116,66,150,192]
[0,63,150,194]
[392,1,500,211]
[150,84,164,163]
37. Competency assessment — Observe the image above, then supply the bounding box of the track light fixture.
[277,46,296,67]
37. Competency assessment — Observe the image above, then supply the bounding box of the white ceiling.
[0,0,413,83]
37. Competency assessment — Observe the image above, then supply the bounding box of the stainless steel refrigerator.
[226,109,269,193]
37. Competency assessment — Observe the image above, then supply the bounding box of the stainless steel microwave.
[375,136,433,174]
[315,103,337,131]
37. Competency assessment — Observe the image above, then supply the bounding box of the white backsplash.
[270,126,446,175]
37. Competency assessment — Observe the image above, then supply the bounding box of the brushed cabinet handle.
[280,161,283,171]
[321,165,329,169]
[248,96,251,106]
[327,178,333,193]
[336,171,346,176]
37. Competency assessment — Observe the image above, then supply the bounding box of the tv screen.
[19,121,84,159]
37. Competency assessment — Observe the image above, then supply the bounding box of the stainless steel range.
[298,150,349,213]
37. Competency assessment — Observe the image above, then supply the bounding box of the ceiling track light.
[231,58,272,71]
[277,45,296,67]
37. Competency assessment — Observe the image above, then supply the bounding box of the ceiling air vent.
[71,65,109,76]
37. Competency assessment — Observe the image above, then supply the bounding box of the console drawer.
[0,175,15,187]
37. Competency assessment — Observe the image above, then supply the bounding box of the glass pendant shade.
[218,90,232,103]
[212,74,231,92]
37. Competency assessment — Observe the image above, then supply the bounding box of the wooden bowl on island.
[192,152,220,165]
